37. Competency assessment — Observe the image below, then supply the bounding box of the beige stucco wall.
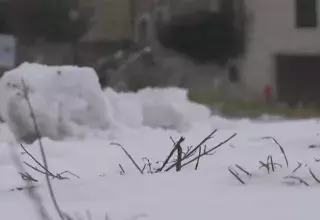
[241,0,320,99]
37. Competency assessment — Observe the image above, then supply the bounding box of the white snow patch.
[0,65,319,219]
[1,118,320,220]
[104,87,211,132]
[0,62,112,142]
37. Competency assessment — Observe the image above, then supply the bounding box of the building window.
[295,0,317,28]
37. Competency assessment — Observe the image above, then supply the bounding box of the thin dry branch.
[20,144,55,177]
[262,136,289,168]
[19,172,38,182]
[292,162,302,173]
[142,157,153,174]
[156,137,185,172]
[176,141,183,172]
[21,79,64,220]
[228,168,245,184]
[235,164,251,177]
[309,169,320,183]
[195,146,202,170]
[166,133,237,171]
[184,129,217,159]
[23,153,78,180]
[24,161,49,176]
[57,171,80,179]
[259,161,270,174]
[141,164,147,173]
[283,176,309,186]
[119,164,126,175]
[110,142,144,174]
[10,145,51,220]
[267,155,275,172]
[182,146,195,159]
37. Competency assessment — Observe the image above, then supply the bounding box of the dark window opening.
[295,0,317,28]
[228,65,239,82]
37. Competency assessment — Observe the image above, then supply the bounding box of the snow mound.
[105,88,143,129]
[0,63,211,142]
[0,62,112,142]
[105,87,211,132]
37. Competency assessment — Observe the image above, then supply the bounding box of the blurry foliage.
[157,10,247,65]
[6,0,91,43]
[188,88,320,118]
[0,2,10,34]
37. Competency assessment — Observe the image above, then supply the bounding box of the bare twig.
[228,168,245,184]
[169,137,176,145]
[231,167,239,176]
[119,164,126,175]
[182,146,194,159]
[10,145,51,220]
[309,169,320,183]
[20,144,55,177]
[57,171,80,179]
[262,136,289,168]
[141,164,147,174]
[184,129,217,159]
[24,161,78,180]
[203,145,215,155]
[111,142,143,174]
[156,137,185,172]
[21,79,64,220]
[259,161,270,174]
[176,141,183,172]
[283,176,309,186]
[24,161,49,176]
[267,155,275,172]
[235,164,252,177]
[142,157,153,174]
[195,146,202,170]
[259,160,282,171]
[166,133,237,171]
[19,172,38,182]
[292,162,302,173]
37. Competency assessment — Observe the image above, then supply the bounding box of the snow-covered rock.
[0,62,112,143]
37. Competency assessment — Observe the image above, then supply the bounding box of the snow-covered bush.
[0,62,112,143]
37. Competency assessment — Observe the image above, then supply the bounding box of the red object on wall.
[264,85,272,101]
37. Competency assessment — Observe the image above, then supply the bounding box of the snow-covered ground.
[1,63,320,220]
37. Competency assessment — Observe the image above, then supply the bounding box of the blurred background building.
[0,0,319,109]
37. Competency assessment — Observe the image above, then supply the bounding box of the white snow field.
[0,63,320,220]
